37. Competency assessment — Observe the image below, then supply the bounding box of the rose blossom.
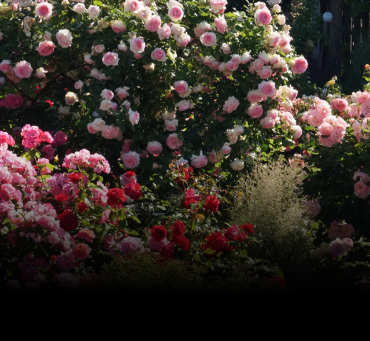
[173,80,188,94]
[260,117,276,128]
[194,21,212,37]
[226,60,239,72]
[73,3,86,14]
[223,96,240,113]
[165,119,178,131]
[146,141,163,155]
[102,125,120,139]
[100,99,112,111]
[354,181,370,199]
[111,20,126,33]
[258,80,277,97]
[145,15,161,32]
[166,133,183,149]
[93,44,105,54]
[122,151,140,169]
[214,15,228,34]
[91,118,106,132]
[247,90,265,102]
[255,8,272,25]
[115,87,130,99]
[200,32,217,46]
[168,4,184,22]
[175,100,194,111]
[124,0,143,14]
[331,98,349,113]
[35,2,53,18]
[102,52,119,67]
[121,237,144,254]
[191,151,208,168]
[128,37,145,54]
[14,61,33,79]
[221,143,231,154]
[129,109,140,125]
[0,60,12,74]
[56,29,73,48]
[74,80,83,90]
[256,66,272,79]
[290,56,308,74]
[241,52,252,64]
[36,40,55,56]
[248,103,263,118]
[35,67,47,78]
[209,0,227,13]
[230,158,244,170]
[151,48,167,62]
[157,23,172,40]
[87,5,101,19]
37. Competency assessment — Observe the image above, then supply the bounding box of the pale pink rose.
[35,2,53,18]
[272,59,287,69]
[280,44,292,54]
[305,110,325,127]
[269,53,280,65]
[115,87,130,99]
[14,60,33,79]
[151,48,167,62]
[124,0,143,13]
[248,103,263,118]
[128,37,145,54]
[258,80,276,97]
[74,80,83,90]
[121,237,144,254]
[165,119,178,131]
[36,40,55,57]
[176,33,191,47]
[353,171,370,184]
[258,52,270,64]
[256,66,272,79]
[226,60,239,72]
[234,125,244,135]
[99,99,112,111]
[84,54,94,64]
[65,92,78,106]
[305,200,321,217]
[0,60,12,74]
[87,5,100,19]
[228,131,239,145]
[221,143,231,154]
[356,92,370,104]
[285,86,298,101]
[282,112,296,126]
[168,6,184,21]
[94,45,105,54]
[331,98,349,113]
[218,63,226,71]
[269,32,281,48]
[145,15,161,32]
[330,238,347,259]
[100,89,114,100]
[254,1,266,9]
[166,133,183,149]
[56,29,73,48]
[148,236,169,252]
[278,33,291,47]
[247,90,265,103]
[176,100,193,111]
[128,109,140,125]
[208,150,223,164]
[292,125,302,139]
[102,52,119,66]
[111,20,126,33]
[214,15,228,34]
[254,59,265,70]
[157,23,172,40]
[73,3,86,14]
[342,238,353,250]
[318,135,335,147]
[223,96,240,113]
[221,43,231,54]
[241,52,252,64]
[342,224,355,238]
[194,22,212,37]
[291,56,308,74]
[277,14,286,25]
[230,54,242,64]
[191,151,208,168]
[200,32,217,46]
[354,181,370,199]
[209,0,227,13]
[122,151,140,169]
[260,117,276,128]
[146,141,163,155]
[102,125,120,139]
[173,80,188,94]
[255,8,272,25]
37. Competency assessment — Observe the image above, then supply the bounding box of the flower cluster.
[21,124,54,150]
[62,149,111,174]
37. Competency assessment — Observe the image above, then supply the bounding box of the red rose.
[159,242,175,260]
[235,232,248,242]
[55,193,69,202]
[124,180,142,201]
[184,197,198,209]
[107,188,126,206]
[151,225,167,242]
[204,195,220,213]
[77,202,88,213]
[224,226,239,241]
[178,236,190,251]
[173,220,186,236]
[240,222,255,234]
[68,173,83,184]
[59,209,78,232]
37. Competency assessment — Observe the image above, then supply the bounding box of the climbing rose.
[204,195,220,213]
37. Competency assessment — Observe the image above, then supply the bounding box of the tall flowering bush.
[0,0,307,180]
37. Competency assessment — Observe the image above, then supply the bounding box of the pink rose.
[209,0,227,13]
[121,237,144,254]
[176,100,193,111]
[157,23,172,40]
[166,133,183,150]
[223,96,240,113]
[111,20,126,33]
[151,48,167,62]
[247,90,265,103]
[282,112,296,126]
[146,141,163,155]
[87,123,98,134]
[129,109,140,125]
[255,8,272,25]
[115,87,130,99]
[102,52,119,67]
[173,80,188,94]
[278,33,291,47]
[124,0,143,13]
[100,89,114,100]
[35,2,53,18]
[73,3,87,14]
[145,15,161,32]
[226,60,239,72]
[292,125,302,139]
[318,122,334,137]
[176,33,191,47]
[40,145,55,160]
[248,103,263,118]
[56,29,73,48]
[260,117,276,128]
[102,125,120,139]
[148,236,169,252]
[291,56,308,74]
[191,151,208,168]
[221,143,231,154]
[128,37,145,54]
[331,98,349,113]
[200,32,217,46]
[14,61,33,79]
[256,66,272,79]
[342,224,355,238]
[52,130,67,147]
[0,60,12,74]
[258,80,276,97]
[354,181,370,199]
[168,6,184,21]
[36,41,55,56]
[214,15,228,34]
[165,119,178,131]
[122,151,140,169]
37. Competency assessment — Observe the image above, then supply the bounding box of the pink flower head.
[223,96,240,113]
[255,8,272,25]
[76,229,96,243]
[14,61,33,79]
[330,238,347,259]
[168,5,184,22]
[354,181,370,199]
[121,237,144,254]
[247,90,265,103]
[102,125,120,139]
[331,98,349,113]
[209,0,227,14]
[151,48,167,62]
[124,0,143,13]
[122,151,140,169]
[36,40,55,56]
[128,37,145,54]
[158,23,172,40]
[342,224,355,238]
[305,200,321,217]
[52,130,67,147]
[256,66,272,79]
[56,29,73,48]
[353,171,370,184]
[145,15,162,32]
[248,103,263,118]
[173,80,188,94]
[146,141,163,155]
[291,56,308,74]
[191,151,208,168]
[260,117,276,128]
[102,52,119,67]
[258,80,276,97]
[200,32,217,46]
[214,15,228,34]
[0,60,12,74]
[166,133,183,150]
[73,243,91,260]
[35,2,53,18]
[40,145,55,160]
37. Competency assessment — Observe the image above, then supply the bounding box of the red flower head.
[77,202,88,213]
[124,180,142,201]
[178,236,190,251]
[173,220,186,237]
[55,193,69,202]
[159,242,175,260]
[240,222,255,235]
[151,225,167,242]
[204,195,220,213]
[68,173,83,184]
[107,188,126,206]
[58,209,78,232]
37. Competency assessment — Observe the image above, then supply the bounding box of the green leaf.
[131,216,141,224]
[93,1,103,5]
[202,248,216,254]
